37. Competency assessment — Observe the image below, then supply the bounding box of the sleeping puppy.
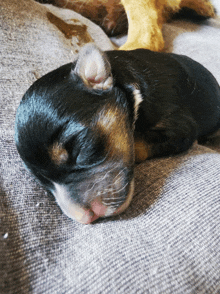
[15,43,220,224]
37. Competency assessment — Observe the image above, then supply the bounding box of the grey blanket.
[1,0,220,293]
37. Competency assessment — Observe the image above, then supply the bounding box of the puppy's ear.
[73,43,113,90]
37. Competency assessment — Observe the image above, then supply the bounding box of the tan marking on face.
[134,138,151,162]
[97,106,133,162]
[49,142,68,165]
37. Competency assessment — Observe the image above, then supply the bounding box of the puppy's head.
[15,44,135,224]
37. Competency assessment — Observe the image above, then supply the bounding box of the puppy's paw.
[134,139,152,163]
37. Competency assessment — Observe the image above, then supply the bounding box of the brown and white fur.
[38,0,216,51]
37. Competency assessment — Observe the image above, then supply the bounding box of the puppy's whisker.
[84,165,119,196]
[102,201,124,207]
[111,168,127,184]
[99,182,128,196]
[84,165,124,197]
[102,199,125,204]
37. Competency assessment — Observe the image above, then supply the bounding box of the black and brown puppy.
[15,43,220,224]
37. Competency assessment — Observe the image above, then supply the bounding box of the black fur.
[15,44,220,222]
[106,49,220,156]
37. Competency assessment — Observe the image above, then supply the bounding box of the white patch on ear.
[73,43,113,90]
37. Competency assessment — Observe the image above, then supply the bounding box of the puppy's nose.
[74,208,100,225]
[74,198,108,224]
[90,198,108,216]
[74,183,134,224]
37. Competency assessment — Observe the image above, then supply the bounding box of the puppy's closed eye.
[76,129,106,168]
[49,129,107,169]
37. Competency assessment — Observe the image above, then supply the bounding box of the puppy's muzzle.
[53,178,134,224]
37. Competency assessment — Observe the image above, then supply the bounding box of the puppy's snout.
[53,177,134,224]
[74,198,108,224]
[67,197,109,225]
[72,207,99,225]
[70,179,134,224]
[72,195,132,225]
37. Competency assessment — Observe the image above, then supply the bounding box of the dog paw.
[134,139,152,162]
[196,2,216,18]
[180,0,216,18]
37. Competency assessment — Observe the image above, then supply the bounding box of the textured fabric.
[0,0,220,293]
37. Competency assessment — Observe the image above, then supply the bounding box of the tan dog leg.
[120,0,166,51]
